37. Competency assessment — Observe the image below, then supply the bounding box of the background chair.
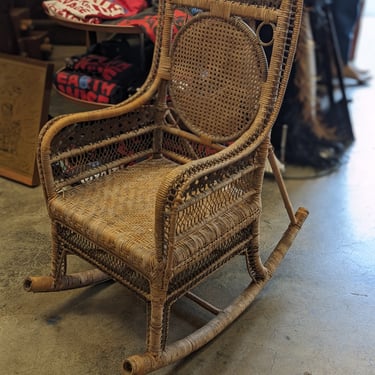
[24,0,307,373]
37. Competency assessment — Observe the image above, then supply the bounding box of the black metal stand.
[316,1,355,142]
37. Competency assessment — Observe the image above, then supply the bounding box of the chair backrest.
[37,0,303,202]
[152,0,303,145]
[169,14,268,143]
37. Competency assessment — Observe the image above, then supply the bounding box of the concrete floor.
[1,11,375,375]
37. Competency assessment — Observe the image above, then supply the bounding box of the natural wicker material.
[24,1,307,374]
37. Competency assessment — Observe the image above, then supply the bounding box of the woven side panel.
[173,166,261,238]
[157,138,269,263]
[51,130,154,186]
[50,107,156,153]
[167,223,255,299]
[48,107,158,188]
[55,223,151,297]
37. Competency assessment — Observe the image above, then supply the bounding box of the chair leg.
[24,222,111,292]
[49,221,68,280]
[145,276,177,358]
[245,218,268,281]
[122,293,171,374]
[146,296,171,355]
[268,146,297,225]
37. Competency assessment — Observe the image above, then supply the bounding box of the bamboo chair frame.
[24,0,307,374]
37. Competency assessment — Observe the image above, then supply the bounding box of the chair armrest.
[38,100,163,201]
[155,137,270,265]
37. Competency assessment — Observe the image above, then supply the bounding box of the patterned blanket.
[43,0,148,24]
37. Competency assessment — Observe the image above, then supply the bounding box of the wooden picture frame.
[0,53,53,186]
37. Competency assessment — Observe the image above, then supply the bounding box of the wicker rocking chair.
[24,0,307,373]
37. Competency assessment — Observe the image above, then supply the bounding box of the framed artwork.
[0,53,53,186]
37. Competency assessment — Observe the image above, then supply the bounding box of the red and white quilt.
[43,0,148,24]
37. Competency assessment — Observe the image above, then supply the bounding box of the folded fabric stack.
[54,54,142,104]
[117,9,192,43]
[43,0,148,24]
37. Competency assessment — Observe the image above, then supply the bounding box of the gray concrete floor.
[1,13,375,375]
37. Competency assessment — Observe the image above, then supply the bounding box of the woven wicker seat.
[24,0,307,373]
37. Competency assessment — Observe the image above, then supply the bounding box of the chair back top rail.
[173,0,279,22]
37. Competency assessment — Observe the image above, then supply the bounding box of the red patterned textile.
[117,9,192,42]
[42,0,147,24]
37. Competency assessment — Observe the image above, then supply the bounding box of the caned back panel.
[169,14,268,143]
